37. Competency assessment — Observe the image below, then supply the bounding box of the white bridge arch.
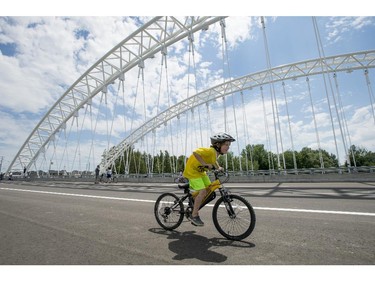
[6,16,375,175]
[101,50,375,169]
[7,16,225,173]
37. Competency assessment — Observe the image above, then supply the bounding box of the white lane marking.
[1,187,375,217]
[0,187,155,203]
[253,206,375,216]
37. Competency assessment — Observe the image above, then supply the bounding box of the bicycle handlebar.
[198,165,229,182]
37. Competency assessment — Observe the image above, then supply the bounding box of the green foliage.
[282,150,296,169]
[296,147,338,168]
[347,145,375,166]
[112,143,372,174]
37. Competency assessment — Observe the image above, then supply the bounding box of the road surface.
[1,180,374,266]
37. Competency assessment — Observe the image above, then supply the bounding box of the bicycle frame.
[179,170,232,213]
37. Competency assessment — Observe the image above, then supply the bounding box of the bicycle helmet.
[210,132,235,154]
[210,132,236,145]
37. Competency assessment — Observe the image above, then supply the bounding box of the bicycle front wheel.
[154,193,184,230]
[212,194,256,241]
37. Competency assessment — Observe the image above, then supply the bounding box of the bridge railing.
[3,166,374,182]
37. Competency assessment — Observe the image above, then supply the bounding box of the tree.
[241,144,256,171]
[217,152,239,171]
[163,150,172,173]
[296,147,338,169]
[282,150,297,169]
[176,155,186,173]
[251,144,271,170]
[110,142,373,176]
[347,145,375,166]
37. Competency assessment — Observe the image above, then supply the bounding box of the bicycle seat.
[178,183,190,193]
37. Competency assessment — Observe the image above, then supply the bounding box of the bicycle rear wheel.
[154,193,184,230]
[212,194,256,241]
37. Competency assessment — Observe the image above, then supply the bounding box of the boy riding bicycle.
[183,132,235,226]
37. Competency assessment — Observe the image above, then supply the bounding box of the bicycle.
[154,167,256,241]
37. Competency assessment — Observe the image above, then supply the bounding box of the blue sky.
[1,3,375,172]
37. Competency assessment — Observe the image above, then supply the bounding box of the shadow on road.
[149,228,255,263]
[5,180,375,200]
[237,186,375,200]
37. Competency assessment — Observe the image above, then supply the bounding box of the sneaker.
[191,216,204,226]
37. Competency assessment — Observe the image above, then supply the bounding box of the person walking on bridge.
[95,165,100,184]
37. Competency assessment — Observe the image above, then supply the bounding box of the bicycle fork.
[219,187,237,219]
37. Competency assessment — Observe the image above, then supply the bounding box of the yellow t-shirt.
[183,147,217,179]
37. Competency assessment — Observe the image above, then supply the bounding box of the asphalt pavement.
[1,179,374,267]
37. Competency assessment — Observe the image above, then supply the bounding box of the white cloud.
[0,17,144,114]
[1,16,374,172]
[325,16,375,43]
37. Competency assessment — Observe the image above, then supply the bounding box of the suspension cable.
[333,72,356,167]
[162,45,177,174]
[87,98,96,173]
[281,81,298,172]
[71,105,90,174]
[364,69,375,125]
[260,86,273,171]
[189,32,204,147]
[241,91,254,173]
[58,116,75,174]
[87,93,106,174]
[139,61,152,176]
[118,73,128,175]
[260,16,285,171]
[151,45,166,174]
[306,76,324,168]
[220,18,242,172]
[312,16,341,167]
[206,101,213,137]
[183,30,195,163]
